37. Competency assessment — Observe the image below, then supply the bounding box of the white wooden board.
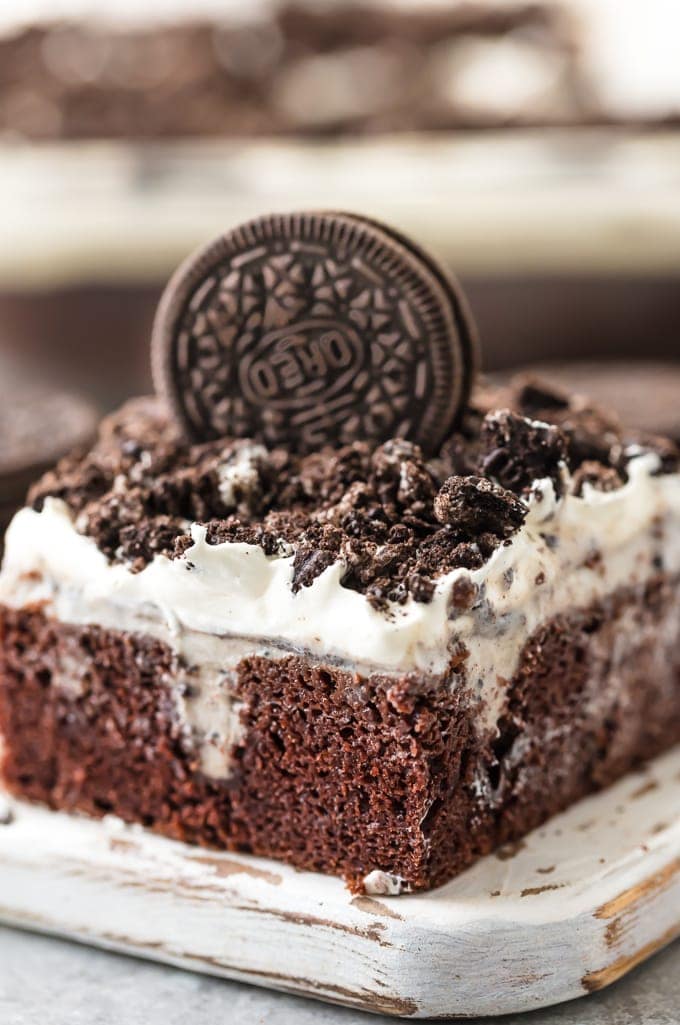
[1,748,680,1018]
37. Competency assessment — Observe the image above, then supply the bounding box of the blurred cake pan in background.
[0,2,589,140]
[3,0,679,141]
[0,0,679,410]
[0,133,679,409]
[0,358,97,546]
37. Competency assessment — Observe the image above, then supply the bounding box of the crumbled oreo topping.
[512,375,625,470]
[292,547,337,592]
[28,376,672,607]
[434,476,526,536]
[477,409,568,497]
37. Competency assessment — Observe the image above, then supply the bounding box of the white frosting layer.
[1,452,679,769]
[2,453,679,669]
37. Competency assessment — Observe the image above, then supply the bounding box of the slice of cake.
[0,213,679,895]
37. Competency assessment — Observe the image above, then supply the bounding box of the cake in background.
[3,0,679,140]
[0,2,588,139]
[0,357,97,548]
[0,0,678,411]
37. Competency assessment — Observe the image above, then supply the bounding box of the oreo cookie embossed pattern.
[153,212,477,453]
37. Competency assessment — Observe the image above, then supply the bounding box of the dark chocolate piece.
[477,409,568,497]
[152,211,477,454]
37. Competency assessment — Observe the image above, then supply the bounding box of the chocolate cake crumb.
[434,476,527,537]
[477,409,568,497]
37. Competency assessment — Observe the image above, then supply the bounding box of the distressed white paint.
[1,748,680,1017]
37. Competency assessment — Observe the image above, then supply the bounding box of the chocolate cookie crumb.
[477,409,568,497]
[292,547,336,592]
[515,377,571,416]
[448,576,478,615]
[434,475,527,537]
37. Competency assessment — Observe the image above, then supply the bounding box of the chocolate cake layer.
[1,571,678,893]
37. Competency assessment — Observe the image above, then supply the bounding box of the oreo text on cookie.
[152,211,478,453]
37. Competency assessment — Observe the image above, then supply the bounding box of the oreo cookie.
[152,211,478,454]
[329,210,479,415]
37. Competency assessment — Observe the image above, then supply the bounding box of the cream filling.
[1,453,679,777]
[172,662,244,780]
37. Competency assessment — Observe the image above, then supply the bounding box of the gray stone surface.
[0,926,679,1025]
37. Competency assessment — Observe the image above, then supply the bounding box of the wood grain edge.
[582,857,680,993]
[582,925,680,993]
[0,906,418,1017]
